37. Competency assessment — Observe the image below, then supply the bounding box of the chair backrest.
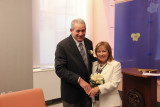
[0,88,46,107]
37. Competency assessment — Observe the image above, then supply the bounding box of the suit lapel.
[84,39,91,71]
[101,62,112,75]
[84,39,89,60]
[68,35,87,67]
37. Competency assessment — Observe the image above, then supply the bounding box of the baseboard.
[45,98,62,106]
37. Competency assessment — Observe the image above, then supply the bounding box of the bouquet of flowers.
[90,73,105,87]
[90,73,105,101]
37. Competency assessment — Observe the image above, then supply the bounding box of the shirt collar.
[72,35,85,47]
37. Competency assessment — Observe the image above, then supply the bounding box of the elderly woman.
[89,41,122,107]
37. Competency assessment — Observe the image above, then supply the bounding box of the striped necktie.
[79,43,88,69]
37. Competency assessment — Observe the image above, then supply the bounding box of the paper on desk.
[142,72,160,76]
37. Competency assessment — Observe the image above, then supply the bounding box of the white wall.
[33,70,61,101]
[93,0,115,55]
[0,0,33,93]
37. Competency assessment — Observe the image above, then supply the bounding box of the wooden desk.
[122,68,157,107]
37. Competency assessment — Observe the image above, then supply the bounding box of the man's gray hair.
[71,18,86,30]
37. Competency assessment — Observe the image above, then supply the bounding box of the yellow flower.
[131,33,140,41]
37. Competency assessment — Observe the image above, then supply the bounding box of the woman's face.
[96,45,109,64]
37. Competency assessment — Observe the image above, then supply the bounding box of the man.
[55,18,96,107]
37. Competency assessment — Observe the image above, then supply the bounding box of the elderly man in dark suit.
[55,18,96,107]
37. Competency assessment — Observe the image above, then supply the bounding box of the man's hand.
[79,78,91,95]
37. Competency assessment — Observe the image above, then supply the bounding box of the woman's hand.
[89,87,100,97]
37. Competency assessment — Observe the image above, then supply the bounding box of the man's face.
[70,23,86,42]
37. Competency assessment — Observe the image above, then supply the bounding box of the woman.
[89,41,122,107]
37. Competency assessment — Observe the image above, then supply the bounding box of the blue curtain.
[114,0,160,78]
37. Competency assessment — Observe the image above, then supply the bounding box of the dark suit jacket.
[55,35,95,104]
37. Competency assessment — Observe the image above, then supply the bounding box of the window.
[32,0,93,68]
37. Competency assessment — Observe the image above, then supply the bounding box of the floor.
[47,79,160,107]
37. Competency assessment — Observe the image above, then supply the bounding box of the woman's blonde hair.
[95,41,114,62]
